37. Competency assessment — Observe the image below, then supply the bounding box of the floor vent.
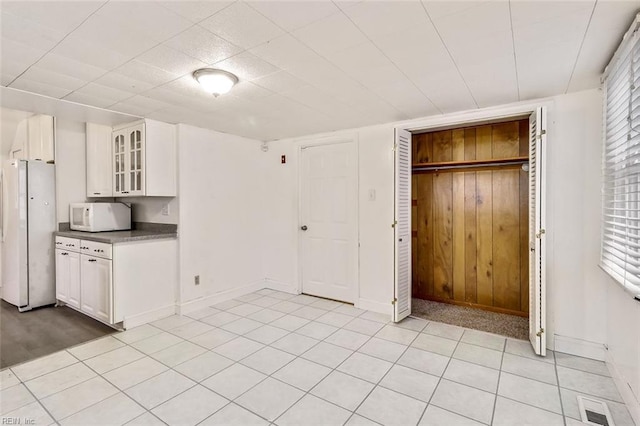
[577,395,615,426]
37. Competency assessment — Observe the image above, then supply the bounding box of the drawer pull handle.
[61,252,68,256]
[88,259,97,263]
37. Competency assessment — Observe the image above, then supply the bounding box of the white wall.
[261,126,396,312]
[116,196,179,224]
[55,119,87,224]
[177,124,264,306]
[260,88,609,343]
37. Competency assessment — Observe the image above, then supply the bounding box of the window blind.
[602,16,640,296]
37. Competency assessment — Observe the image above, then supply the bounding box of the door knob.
[301,225,308,231]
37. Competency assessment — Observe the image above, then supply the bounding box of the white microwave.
[70,203,131,232]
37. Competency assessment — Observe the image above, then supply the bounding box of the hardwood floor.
[0,300,115,368]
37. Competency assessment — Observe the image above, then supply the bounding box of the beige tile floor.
[0,289,635,425]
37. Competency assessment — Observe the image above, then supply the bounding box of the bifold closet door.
[394,129,412,322]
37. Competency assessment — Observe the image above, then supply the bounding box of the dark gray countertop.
[54,230,177,243]
[54,223,177,244]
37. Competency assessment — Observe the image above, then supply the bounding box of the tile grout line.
[489,338,507,425]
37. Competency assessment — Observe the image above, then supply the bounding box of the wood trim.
[417,295,529,318]
[413,163,526,174]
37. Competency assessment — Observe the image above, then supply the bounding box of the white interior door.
[394,129,412,322]
[529,107,547,356]
[300,141,357,303]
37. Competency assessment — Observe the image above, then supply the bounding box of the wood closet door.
[411,120,530,316]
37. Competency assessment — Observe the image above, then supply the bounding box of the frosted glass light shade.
[193,69,238,96]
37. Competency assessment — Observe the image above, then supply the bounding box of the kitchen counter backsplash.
[55,222,177,243]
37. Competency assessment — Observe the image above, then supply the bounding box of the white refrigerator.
[2,160,56,311]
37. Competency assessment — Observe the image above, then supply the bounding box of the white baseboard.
[263,279,298,295]
[123,304,176,329]
[554,334,606,361]
[177,281,264,315]
[606,350,640,425]
[356,298,393,316]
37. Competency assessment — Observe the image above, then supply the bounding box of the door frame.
[395,99,551,349]
[296,136,360,304]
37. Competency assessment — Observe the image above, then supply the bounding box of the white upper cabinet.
[111,119,176,197]
[27,115,55,162]
[10,114,54,162]
[86,123,113,197]
[87,119,176,198]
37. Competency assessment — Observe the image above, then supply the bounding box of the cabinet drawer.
[80,240,112,259]
[55,236,80,252]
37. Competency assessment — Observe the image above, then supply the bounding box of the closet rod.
[413,159,529,173]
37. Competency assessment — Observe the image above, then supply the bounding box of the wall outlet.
[161,203,170,216]
[194,275,200,285]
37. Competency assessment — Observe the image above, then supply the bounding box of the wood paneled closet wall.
[411,119,530,316]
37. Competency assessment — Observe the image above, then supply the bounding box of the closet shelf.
[412,156,529,173]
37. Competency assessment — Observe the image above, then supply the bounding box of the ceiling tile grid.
[1,0,637,141]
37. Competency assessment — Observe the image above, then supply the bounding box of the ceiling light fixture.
[192,68,238,96]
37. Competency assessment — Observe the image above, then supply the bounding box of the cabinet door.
[67,251,81,309]
[55,249,69,302]
[126,124,145,196]
[93,257,113,324]
[87,123,113,197]
[27,115,54,162]
[80,255,96,316]
[80,255,112,323]
[113,130,127,196]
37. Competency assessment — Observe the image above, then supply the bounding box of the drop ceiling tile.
[517,41,576,100]
[109,102,156,117]
[510,1,595,28]
[1,11,65,51]
[90,1,193,43]
[213,51,280,82]
[157,1,234,23]
[250,34,322,71]
[70,15,160,59]
[137,45,208,77]
[370,79,439,118]
[93,72,155,95]
[1,1,103,34]
[512,10,592,53]
[567,1,639,92]
[113,60,178,86]
[199,2,284,49]
[280,84,343,115]
[10,78,72,99]
[294,12,368,57]
[421,1,487,21]
[252,71,307,93]
[247,1,339,31]
[36,53,108,82]
[165,25,243,65]
[73,82,136,104]
[320,77,384,107]
[342,1,431,40]
[62,92,120,109]
[230,81,274,101]
[445,30,514,67]
[0,38,47,73]
[0,60,29,79]
[460,56,519,107]
[125,95,174,111]
[372,26,454,84]
[19,66,87,91]
[1,74,16,86]
[413,70,477,113]
[285,57,347,87]
[52,34,132,70]
[326,42,400,88]
[144,87,196,106]
[431,1,511,42]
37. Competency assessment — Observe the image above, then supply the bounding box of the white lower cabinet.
[55,237,113,324]
[55,249,80,309]
[55,235,177,329]
[80,254,113,324]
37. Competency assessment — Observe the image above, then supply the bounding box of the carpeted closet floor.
[411,298,528,340]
